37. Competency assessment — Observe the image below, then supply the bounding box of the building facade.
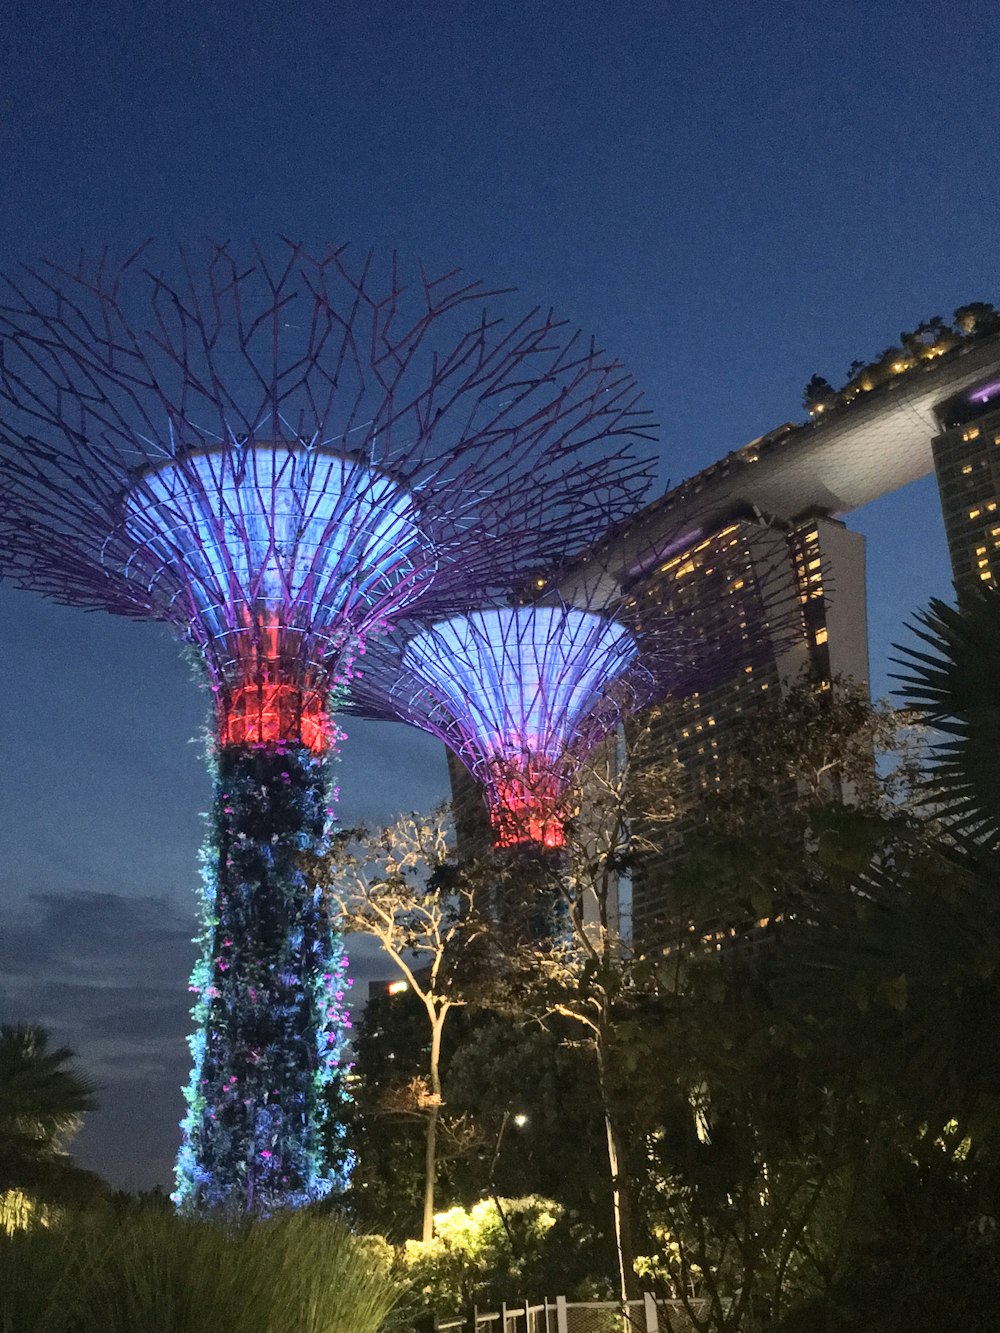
[622,510,868,942]
[931,384,1000,593]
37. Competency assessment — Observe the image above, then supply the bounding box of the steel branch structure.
[0,242,654,744]
[0,241,657,1213]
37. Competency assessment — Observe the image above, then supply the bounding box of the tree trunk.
[596,1020,638,1301]
[422,1011,445,1242]
[176,742,349,1213]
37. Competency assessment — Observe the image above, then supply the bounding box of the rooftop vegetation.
[802,302,1000,418]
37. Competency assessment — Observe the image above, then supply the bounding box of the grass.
[0,1208,399,1333]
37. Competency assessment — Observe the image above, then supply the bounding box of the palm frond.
[892,588,1000,844]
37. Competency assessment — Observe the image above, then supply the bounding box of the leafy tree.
[954,301,1000,337]
[308,808,491,1241]
[442,1016,609,1220]
[488,731,683,1304]
[695,676,917,813]
[399,1196,599,1315]
[335,985,433,1238]
[0,1024,102,1208]
[341,970,615,1297]
[802,375,838,416]
[900,316,954,360]
[333,983,494,1240]
[625,675,1000,1329]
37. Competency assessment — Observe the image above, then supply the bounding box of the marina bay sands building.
[629,324,1000,936]
[449,318,1000,940]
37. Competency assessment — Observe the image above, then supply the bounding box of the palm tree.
[0,1023,102,1204]
[893,587,1000,845]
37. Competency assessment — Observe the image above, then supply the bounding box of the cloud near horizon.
[0,887,392,1192]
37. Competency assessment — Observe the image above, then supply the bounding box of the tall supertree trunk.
[174,742,351,1213]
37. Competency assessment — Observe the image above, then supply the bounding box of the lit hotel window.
[962,464,974,474]
[982,571,993,581]
[814,626,829,645]
[969,508,982,519]
[964,427,981,441]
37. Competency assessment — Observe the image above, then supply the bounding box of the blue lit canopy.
[394,604,638,843]
[401,605,637,764]
[125,443,429,678]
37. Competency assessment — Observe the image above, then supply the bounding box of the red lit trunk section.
[490,758,567,849]
[220,614,329,751]
[222,681,328,751]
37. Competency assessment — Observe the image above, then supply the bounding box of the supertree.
[0,241,656,1212]
[345,514,805,851]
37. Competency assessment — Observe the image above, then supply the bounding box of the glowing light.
[126,445,428,684]
[125,444,430,749]
[401,606,637,845]
[970,378,1000,404]
[387,980,409,995]
[403,606,636,763]
[492,758,567,847]
[223,681,328,751]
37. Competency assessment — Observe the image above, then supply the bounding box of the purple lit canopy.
[398,604,640,845]
[0,242,658,747]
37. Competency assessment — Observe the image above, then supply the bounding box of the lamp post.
[487,1108,529,1254]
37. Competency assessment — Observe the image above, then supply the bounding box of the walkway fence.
[431,1294,719,1332]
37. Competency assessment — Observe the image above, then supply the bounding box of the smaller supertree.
[347,517,805,850]
[397,603,641,847]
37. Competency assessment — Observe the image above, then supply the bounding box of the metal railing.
[433,1294,717,1332]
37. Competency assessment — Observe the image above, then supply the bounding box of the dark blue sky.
[1,0,998,1189]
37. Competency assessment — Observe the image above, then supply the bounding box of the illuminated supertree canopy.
[346,516,806,850]
[0,241,657,1213]
[400,603,641,846]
